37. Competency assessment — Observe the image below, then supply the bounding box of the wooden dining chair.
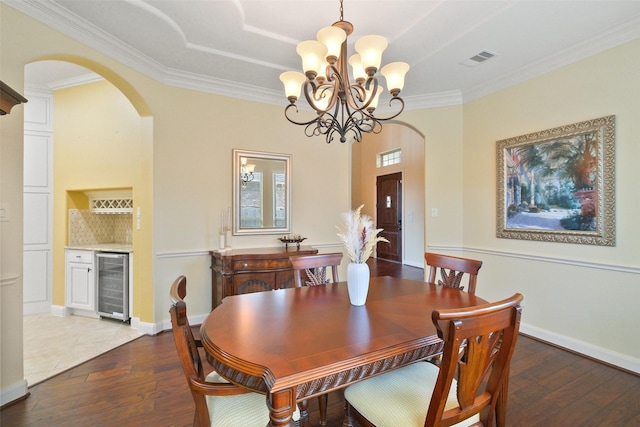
[343,293,524,427]
[290,252,343,287]
[425,252,483,294]
[169,275,300,426]
[289,252,343,425]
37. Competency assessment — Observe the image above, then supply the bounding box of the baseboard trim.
[130,317,160,335]
[0,379,28,407]
[50,305,69,316]
[520,322,640,375]
[403,260,424,268]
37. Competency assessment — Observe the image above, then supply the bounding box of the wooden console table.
[209,246,318,308]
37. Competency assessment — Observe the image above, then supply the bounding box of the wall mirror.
[233,149,291,235]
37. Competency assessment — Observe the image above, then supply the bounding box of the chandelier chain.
[339,0,344,21]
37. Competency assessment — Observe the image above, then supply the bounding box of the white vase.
[347,262,370,306]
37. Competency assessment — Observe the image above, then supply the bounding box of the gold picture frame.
[496,115,615,246]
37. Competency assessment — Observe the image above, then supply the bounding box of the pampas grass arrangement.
[336,205,389,264]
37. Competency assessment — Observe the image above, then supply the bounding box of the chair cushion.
[344,362,480,427]
[205,371,300,426]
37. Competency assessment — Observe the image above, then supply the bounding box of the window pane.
[240,172,263,227]
[379,149,401,167]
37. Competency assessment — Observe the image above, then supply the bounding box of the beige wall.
[1,5,351,402]
[150,86,351,321]
[0,81,27,405]
[461,39,640,368]
[353,123,425,267]
[402,105,466,248]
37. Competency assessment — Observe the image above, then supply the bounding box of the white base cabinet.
[65,249,95,312]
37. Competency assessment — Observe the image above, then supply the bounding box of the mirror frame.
[233,149,291,235]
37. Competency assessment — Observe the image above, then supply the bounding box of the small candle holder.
[225,227,232,249]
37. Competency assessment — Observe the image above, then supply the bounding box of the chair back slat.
[425,252,483,294]
[290,253,343,287]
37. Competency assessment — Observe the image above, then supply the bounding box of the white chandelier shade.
[354,35,387,72]
[279,1,409,144]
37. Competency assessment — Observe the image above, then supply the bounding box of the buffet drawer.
[232,258,290,271]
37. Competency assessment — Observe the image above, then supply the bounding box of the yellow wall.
[461,39,640,363]
[52,80,145,317]
[149,85,351,319]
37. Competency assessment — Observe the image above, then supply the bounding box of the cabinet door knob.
[243,263,248,268]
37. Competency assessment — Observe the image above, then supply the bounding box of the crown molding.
[5,0,168,81]
[7,0,640,109]
[162,68,282,106]
[463,13,640,103]
[403,91,463,110]
[50,73,104,91]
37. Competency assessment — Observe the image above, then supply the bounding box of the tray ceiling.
[11,0,640,108]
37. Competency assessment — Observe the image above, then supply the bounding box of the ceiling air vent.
[460,50,497,67]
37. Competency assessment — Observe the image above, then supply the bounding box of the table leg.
[267,389,297,427]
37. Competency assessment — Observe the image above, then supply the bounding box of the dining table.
[200,275,487,427]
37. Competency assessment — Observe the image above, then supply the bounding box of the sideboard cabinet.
[209,246,318,308]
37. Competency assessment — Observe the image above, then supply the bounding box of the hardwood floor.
[2,258,638,426]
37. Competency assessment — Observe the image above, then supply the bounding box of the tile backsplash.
[69,209,133,245]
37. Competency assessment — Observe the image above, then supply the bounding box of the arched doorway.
[351,122,425,267]
[22,59,152,385]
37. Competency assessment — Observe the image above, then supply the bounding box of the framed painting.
[496,115,615,246]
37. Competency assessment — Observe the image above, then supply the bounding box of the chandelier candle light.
[279,0,409,144]
[240,157,255,186]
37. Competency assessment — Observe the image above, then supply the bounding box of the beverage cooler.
[96,252,129,322]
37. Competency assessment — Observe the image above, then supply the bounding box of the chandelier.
[279,0,409,144]
[240,157,255,186]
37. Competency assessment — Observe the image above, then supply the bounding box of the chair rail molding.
[428,245,640,275]
[0,275,20,287]
[154,242,342,260]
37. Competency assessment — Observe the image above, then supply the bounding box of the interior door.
[376,172,402,262]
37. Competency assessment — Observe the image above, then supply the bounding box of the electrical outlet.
[431,208,438,217]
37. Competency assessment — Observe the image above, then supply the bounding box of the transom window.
[378,149,402,167]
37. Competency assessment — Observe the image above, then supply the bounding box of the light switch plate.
[0,203,9,222]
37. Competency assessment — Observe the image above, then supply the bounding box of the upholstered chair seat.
[343,293,524,427]
[344,362,479,427]
[205,371,300,426]
[169,275,300,426]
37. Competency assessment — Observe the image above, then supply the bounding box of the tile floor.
[23,313,143,387]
